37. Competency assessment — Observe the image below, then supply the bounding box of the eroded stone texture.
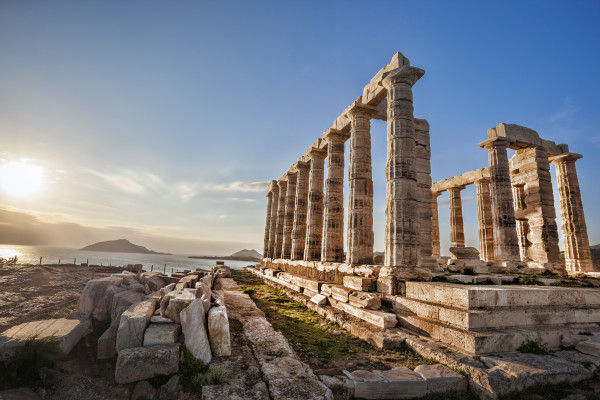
[274,180,287,258]
[291,162,311,260]
[475,179,494,262]
[267,182,279,259]
[415,119,436,270]
[322,129,350,262]
[347,102,375,265]
[382,64,425,268]
[431,192,441,259]
[304,145,326,261]
[551,153,594,272]
[481,137,520,262]
[282,172,297,260]
[448,186,465,249]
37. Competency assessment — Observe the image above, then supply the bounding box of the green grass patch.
[517,338,549,355]
[0,336,64,389]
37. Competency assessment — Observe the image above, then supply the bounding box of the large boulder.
[111,290,146,322]
[77,277,123,320]
[114,345,179,384]
[116,299,156,353]
[160,290,195,323]
[197,275,212,312]
[180,299,212,363]
[145,276,166,294]
[93,285,126,322]
[207,305,231,357]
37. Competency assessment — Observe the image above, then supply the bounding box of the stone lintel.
[487,123,568,156]
[549,152,583,163]
[479,137,511,150]
[362,52,411,105]
[432,168,489,193]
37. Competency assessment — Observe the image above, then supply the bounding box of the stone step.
[393,295,600,330]
[406,282,600,310]
[398,312,600,354]
[331,298,396,329]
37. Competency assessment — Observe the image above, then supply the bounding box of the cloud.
[218,214,228,219]
[229,197,257,202]
[548,97,577,123]
[204,181,268,193]
[176,182,199,202]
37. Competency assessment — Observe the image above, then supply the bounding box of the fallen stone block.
[304,288,319,298]
[373,367,426,399]
[160,290,195,323]
[0,318,84,357]
[562,334,593,349]
[208,305,231,356]
[343,276,376,292]
[576,337,600,357]
[180,299,212,363]
[343,369,382,399]
[116,299,156,352]
[145,276,166,293]
[332,285,354,303]
[78,277,124,320]
[310,294,327,306]
[321,283,333,297]
[414,364,467,394]
[143,323,180,347]
[319,375,354,400]
[334,302,397,329]
[349,292,381,310]
[114,345,179,384]
[111,290,145,322]
[93,285,126,322]
[150,316,174,324]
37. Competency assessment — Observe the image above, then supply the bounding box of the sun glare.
[0,161,45,198]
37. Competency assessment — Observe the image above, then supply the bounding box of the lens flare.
[0,161,45,198]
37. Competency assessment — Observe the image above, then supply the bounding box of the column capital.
[323,128,350,143]
[284,170,298,181]
[345,100,376,119]
[432,191,442,197]
[267,180,278,193]
[307,145,327,159]
[474,177,490,185]
[277,178,288,189]
[448,185,466,193]
[381,65,425,88]
[292,160,311,172]
[479,137,511,150]
[549,152,583,164]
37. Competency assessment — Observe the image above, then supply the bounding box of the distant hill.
[81,239,171,255]
[189,248,262,262]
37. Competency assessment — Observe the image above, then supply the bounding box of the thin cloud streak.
[204,181,268,193]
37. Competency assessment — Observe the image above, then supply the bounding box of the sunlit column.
[304,146,327,261]
[448,186,465,249]
[291,162,310,260]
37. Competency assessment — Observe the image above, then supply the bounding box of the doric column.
[263,182,275,258]
[346,102,375,265]
[291,162,311,260]
[274,179,287,258]
[550,153,594,272]
[304,146,327,261]
[431,191,441,259]
[281,171,297,259]
[267,181,279,258]
[321,128,350,262]
[448,186,465,249]
[480,138,520,262]
[381,65,425,267]
[475,178,494,262]
[512,184,530,262]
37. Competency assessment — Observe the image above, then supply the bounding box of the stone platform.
[0,318,84,357]
[392,282,600,354]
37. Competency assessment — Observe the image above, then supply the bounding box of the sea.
[0,244,255,273]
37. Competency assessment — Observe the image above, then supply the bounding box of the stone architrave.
[281,171,297,259]
[381,64,425,267]
[550,153,595,272]
[267,181,279,258]
[263,181,275,258]
[321,128,350,262]
[431,191,441,259]
[475,178,494,262]
[346,102,375,265]
[304,145,327,261]
[274,179,287,258]
[448,186,465,249]
[291,161,311,260]
[480,138,520,262]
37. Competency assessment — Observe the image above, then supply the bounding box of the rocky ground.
[0,264,122,332]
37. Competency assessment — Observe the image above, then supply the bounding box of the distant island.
[189,249,261,262]
[80,239,171,255]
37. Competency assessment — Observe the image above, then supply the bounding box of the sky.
[0,1,599,255]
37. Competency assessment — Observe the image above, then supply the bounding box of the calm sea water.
[0,244,255,272]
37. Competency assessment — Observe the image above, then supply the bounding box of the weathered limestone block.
[334,301,397,329]
[78,277,123,320]
[343,276,376,292]
[304,288,319,298]
[197,275,212,312]
[97,305,127,359]
[145,276,166,293]
[111,290,145,322]
[150,316,174,324]
[562,334,592,349]
[180,299,212,363]
[576,337,600,357]
[310,294,327,306]
[0,318,84,357]
[114,345,179,384]
[208,305,231,357]
[345,367,426,399]
[449,247,480,260]
[349,292,381,310]
[331,285,354,303]
[321,283,333,297]
[143,323,180,347]
[116,299,156,353]
[93,285,126,322]
[414,364,467,394]
[160,290,195,324]
[319,375,354,400]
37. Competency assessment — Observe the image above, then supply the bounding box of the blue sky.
[0,1,599,254]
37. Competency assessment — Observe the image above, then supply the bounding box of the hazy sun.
[0,161,45,198]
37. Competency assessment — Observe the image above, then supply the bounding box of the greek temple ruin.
[261,52,595,284]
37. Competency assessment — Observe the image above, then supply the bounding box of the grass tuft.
[517,338,549,355]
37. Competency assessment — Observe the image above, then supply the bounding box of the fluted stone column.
[291,162,311,260]
[304,147,327,261]
[267,182,279,258]
[263,188,274,258]
[274,180,287,258]
[321,129,350,262]
[480,138,520,262]
[381,65,425,267]
[281,172,297,259]
[431,192,441,259]
[512,184,530,262]
[448,186,465,249]
[475,179,494,262]
[550,153,594,272]
[346,103,374,265]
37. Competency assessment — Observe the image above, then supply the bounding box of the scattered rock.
[208,305,231,356]
[77,277,123,320]
[116,299,156,352]
[143,323,180,347]
[414,364,467,394]
[576,337,600,357]
[319,375,354,400]
[180,298,212,363]
[160,290,195,324]
[114,345,179,384]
